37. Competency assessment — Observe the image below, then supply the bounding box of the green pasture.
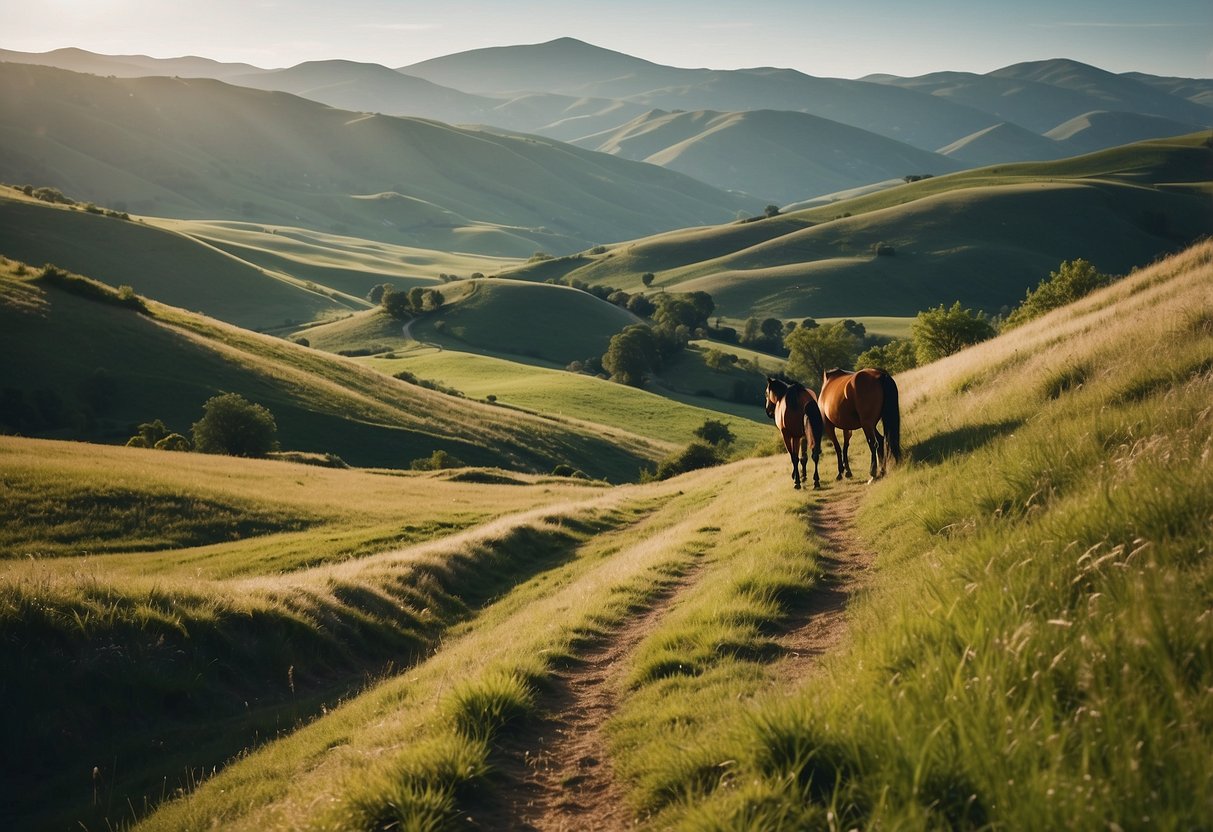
[361,346,770,450]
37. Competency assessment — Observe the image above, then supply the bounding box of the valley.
[1,31,1211,832]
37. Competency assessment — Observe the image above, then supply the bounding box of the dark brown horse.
[819,368,902,482]
[765,376,825,489]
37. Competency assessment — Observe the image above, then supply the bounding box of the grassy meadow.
[5,233,1207,830]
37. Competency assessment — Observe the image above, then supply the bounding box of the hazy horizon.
[3,0,1211,80]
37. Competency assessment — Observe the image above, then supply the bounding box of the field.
[2,240,1209,830]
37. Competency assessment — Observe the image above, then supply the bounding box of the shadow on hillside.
[911,419,1023,466]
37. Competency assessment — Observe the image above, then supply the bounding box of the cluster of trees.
[126,393,279,458]
[369,284,446,319]
[0,368,118,436]
[646,418,737,481]
[15,184,131,219]
[600,291,716,387]
[780,259,1114,380]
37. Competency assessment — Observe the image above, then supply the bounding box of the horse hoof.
[794,482,802,490]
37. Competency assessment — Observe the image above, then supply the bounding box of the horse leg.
[863,427,879,483]
[842,430,853,479]
[824,423,844,480]
[785,438,801,489]
[874,428,886,478]
[798,437,808,487]
[811,442,821,490]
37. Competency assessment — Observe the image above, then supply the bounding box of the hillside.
[576,108,962,204]
[868,60,1213,134]
[0,259,665,479]
[937,121,1069,165]
[0,63,761,256]
[4,240,1208,831]
[502,133,1213,318]
[1046,109,1207,154]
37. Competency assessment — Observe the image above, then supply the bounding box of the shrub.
[126,418,171,449]
[1003,259,1115,329]
[154,433,192,451]
[856,339,918,374]
[652,441,724,481]
[873,242,896,256]
[912,301,996,364]
[693,419,735,446]
[191,393,278,457]
[410,449,463,470]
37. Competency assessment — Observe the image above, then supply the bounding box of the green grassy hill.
[0,259,664,480]
[4,240,1207,831]
[502,133,1213,318]
[0,189,357,330]
[408,277,640,366]
[0,62,761,256]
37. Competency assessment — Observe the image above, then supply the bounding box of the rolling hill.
[4,239,1208,831]
[1046,109,1208,154]
[502,133,1213,319]
[0,63,761,256]
[574,108,962,204]
[0,258,666,480]
[937,121,1069,166]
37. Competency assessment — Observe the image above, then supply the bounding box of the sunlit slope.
[156,219,517,303]
[0,63,761,256]
[576,108,961,203]
[406,278,641,366]
[360,347,770,449]
[0,190,354,329]
[503,133,1213,318]
[0,263,664,479]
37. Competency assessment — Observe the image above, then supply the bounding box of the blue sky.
[4,0,1211,78]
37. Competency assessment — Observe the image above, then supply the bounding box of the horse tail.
[804,393,824,451]
[879,371,902,463]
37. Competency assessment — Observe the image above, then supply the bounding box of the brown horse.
[819,368,902,482]
[765,376,825,489]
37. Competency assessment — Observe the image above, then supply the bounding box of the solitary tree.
[641,272,655,288]
[192,393,278,457]
[912,302,995,364]
[785,322,860,384]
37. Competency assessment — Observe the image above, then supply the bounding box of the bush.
[912,301,995,364]
[693,419,735,446]
[873,242,896,256]
[410,449,463,471]
[652,441,724,481]
[154,433,192,451]
[856,339,918,374]
[191,393,278,457]
[1003,259,1115,329]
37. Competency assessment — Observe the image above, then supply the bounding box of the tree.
[693,418,735,446]
[191,393,278,457]
[764,204,781,218]
[856,339,918,374]
[603,325,659,387]
[641,272,655,288]
[912,301,995,364]
[785,322,860,384]
[380,286,411,319]
[1004,259,1114,329]
[366,283,394,305]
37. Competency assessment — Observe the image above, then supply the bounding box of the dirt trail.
[490,568,702,832]
[774,484,875,684]
[481,485,874,830]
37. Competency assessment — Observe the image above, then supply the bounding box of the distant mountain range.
[0,62,761,256]
[1,38,1209,226]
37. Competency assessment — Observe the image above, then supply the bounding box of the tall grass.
[616,240,1213,828]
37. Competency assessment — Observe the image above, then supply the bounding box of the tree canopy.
[191,393,278,457]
